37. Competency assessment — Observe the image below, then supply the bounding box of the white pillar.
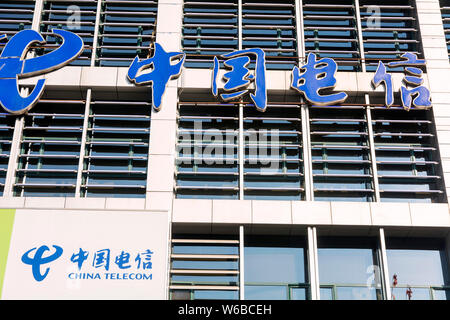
[145,0,184,212]
[239,225,245,300]
[307,226,320,299]
[415,0,450,201]
[379,228,392,300]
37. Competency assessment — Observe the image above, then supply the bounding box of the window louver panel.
[371,106,445,203]
[359,0,423,72]
[176,102,240,199]
[243,103,305,200]
[40,0,97,66]
[170,236,240,300]
[182,0,239,68]
[0,0,33,38]
[242,0,298,70]
[310,106,374,202]
[303,0,361,71]
[81,100,151,198]
[440,0,450,61]
[0,112,15,196]
[97,0,157,66]
[14,99,85,197]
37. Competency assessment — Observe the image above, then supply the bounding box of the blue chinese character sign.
[0,29,84,114]
[127,43,185,111]
[372,52,431,110]
[212,48,267,112]
[291,52,348,106]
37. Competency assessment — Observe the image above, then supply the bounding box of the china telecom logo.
[21,245,63,282]
[21,245,154,282]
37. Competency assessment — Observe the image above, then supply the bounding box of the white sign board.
[1,209,169,299]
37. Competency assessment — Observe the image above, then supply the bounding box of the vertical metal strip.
[301,105,314,201]
[91,0,103,66]
[365,94,380,201]
[354,0,367,72]
[379,228,392,300]
[239,104,244,200]
[75,89,92,197]
[238,1,244,200]
[307,226,320,299]
[295,0,306,64]
[238,0,243,51]
[239,225,245,300]
[312,226,320,300]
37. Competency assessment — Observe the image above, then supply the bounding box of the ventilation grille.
[176,102,240,199]
[182,0,239,68]
[359,1,423,72]
[0,0,33,39]
[81,100,151,198]
[303,0,361,71]
[15,99,85,197]
[0,112,15,196]
[310,105,374,202]
[441,0,450,61]
[372,106,445,202]
[243,103,305,200]
[170,236,240,300]
[40,0,97,66]
[96,0,157,66]
[242,0,298,70]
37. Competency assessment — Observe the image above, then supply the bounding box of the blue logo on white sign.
[21,245,154,282]
[21,245,63,282]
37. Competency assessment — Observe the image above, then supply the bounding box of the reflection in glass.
[386,238,449,300]
[244,236,309,300]
[318,237,382,300]
[245,286,287,300]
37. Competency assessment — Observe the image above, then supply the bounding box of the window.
[243,103,304,200]
[303,0,361,71]
[15,99,84,197]
[96,0,158,66]
[244,236,309,300]
[170,235,240,300]
[81,99,151,198]
[0,0,33,38]
[371,105,446,203]
[359,0,423,72]
[318,237,383,300]
[182,0,238,68]
[440,0,450,61]
[0,112,15,196]
[242,0,298,70]
[176,101,240,199]
[182,0,298,70]
[40,0,96,66]
[386,237,450,300]
[310,105,374,202]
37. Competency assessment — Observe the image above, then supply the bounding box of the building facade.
[0,0,450,300]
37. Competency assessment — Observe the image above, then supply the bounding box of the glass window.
[318,237,383,300]
[244,235,309,300]
[386,238,450,300]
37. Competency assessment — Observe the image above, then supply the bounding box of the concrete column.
[145,0,183,212]
[416,0,450,202]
